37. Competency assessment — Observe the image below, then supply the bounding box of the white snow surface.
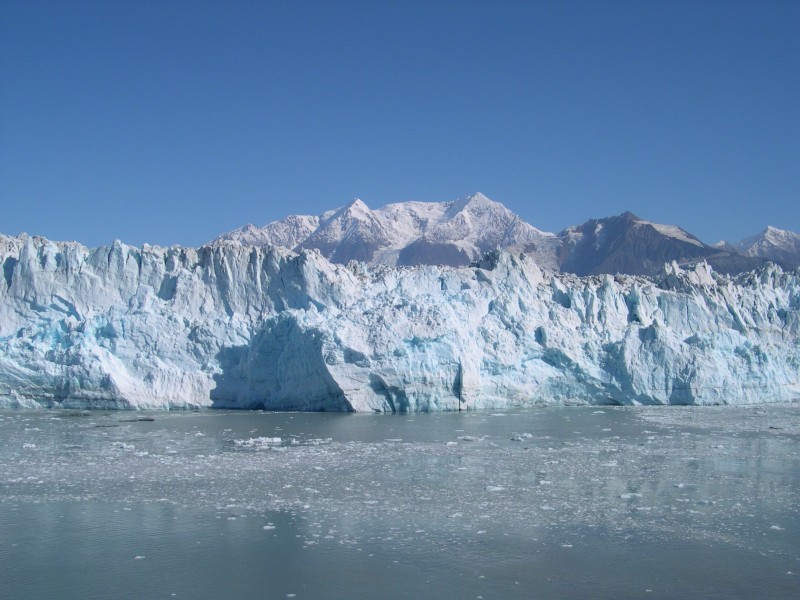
[638,220,705,247]
[736,226,800,259]
[560,215,705,250]
[1,233,799,411]
[215,193,560,269]
[218,215,321,249]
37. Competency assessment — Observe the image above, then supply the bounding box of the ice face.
[0,234,798,411]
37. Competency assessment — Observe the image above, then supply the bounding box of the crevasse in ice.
[1,234,798,411]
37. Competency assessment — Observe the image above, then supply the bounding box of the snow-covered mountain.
[1,233,798,411]
[220,215,321,249]
[218,194,779,276]
[732,226,800,269]
[217,193,561,270]
[559,212,768,276]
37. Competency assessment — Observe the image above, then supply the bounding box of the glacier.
[1,233,799,411]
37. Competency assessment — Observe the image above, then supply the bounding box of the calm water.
[1,405,798,599]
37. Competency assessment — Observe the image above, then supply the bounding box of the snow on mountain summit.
[734,226,800,269]
[558,212,720,276]
[217,193,560,268]
[216,215,320,248]
[216,194,797,276]
[296,198,401,263]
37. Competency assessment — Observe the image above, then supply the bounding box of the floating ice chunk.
[305,438,332,446]
[234,437,282,448]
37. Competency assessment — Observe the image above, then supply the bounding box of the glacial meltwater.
[1,405,798,599]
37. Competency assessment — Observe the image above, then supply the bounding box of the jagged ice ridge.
[1,234,798,411]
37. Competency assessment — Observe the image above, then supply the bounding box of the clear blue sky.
[1,0,798,248]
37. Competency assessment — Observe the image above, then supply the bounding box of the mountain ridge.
[216,193,799,276]
[733,226,800,269]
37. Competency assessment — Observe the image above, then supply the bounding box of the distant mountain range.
[724,226,800,270]
[215,193,800,276]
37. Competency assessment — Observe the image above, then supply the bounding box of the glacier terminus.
[1,222,798,411]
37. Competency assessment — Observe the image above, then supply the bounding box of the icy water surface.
[1,405,799,599]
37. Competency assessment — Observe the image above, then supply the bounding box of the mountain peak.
[327,198,372,221]
[763,225,790,238]
[467,191,490,203]
[733,225,800,268]
[349,197,368,208]
[446,192,504,217]
[344,197,369,212]
[211,193,799,275]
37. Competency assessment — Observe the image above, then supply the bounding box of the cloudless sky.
[1,0,798,248]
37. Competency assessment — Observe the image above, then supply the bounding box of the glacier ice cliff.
[1,234,799,411]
